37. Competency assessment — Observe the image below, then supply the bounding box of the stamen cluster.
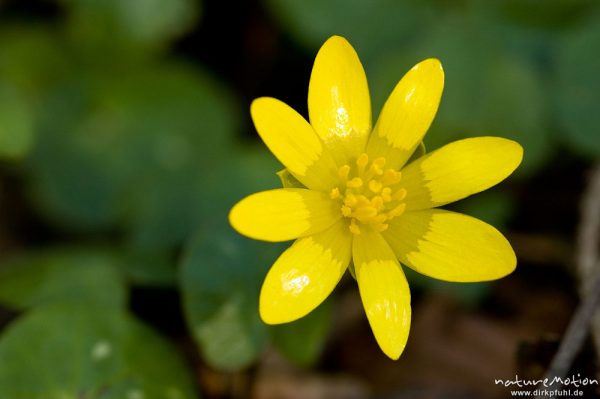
[330,153,407,234]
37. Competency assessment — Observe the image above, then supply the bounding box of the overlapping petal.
[383,209,516,282]
[353,229,411,360]
[367,58,444,171]
[308,36,372,166]
[229,189,340,242]
[251,97,339,191]
[401,137,523,210]
[259,221,352,324]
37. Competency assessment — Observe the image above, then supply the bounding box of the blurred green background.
[0,0,598,398]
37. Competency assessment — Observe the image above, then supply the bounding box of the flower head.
[229,36,522,359]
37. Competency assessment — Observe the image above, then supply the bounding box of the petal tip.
[420,57,442,68]
[249,97,260,111]
[228,200,243,233]
[383,344,405,361]
[317,35,359,60]
[487,239,517,281]
[259,294,295,325]
[323,34,351,47]
[502,242,518,277]
[375,327,409,360]
[259,289,282,324]
[413,58,444,77]
[249,96,274,119]
[493,137,525,172]
[512,140,525,168]
[259,308,282,325]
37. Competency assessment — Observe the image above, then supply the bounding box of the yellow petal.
[229,189,340,242]
[367,59,444,170]
[353,228,411,360]
[401,137,523,210]
[308,36,371,166]
[260,221,352,324]
[383,209,516,282]
[251,97,339,191]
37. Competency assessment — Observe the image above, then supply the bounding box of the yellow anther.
[374,157,386,168]
[374,214,388,224]
[371,196,384,209]
[341,205,353,217]
[368,180,382,193]
[381,187,392,202]
[381,169,402,186]
[375,223,389,232]
[346,177,363,188]
[336,154,408,235]
[349,220,361,235]
[393,188,407,201]
[371,157,386,175]
[388,203,406,218]
[356,153,369,172]
[330,187,341,199]
[355,195,371,207]
[344,193,358,207]
[353,206,378,220]
[338,165,350,181]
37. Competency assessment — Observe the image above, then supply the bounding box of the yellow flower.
[229,36,522,359]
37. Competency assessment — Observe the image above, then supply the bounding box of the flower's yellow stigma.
[330,153,407,234]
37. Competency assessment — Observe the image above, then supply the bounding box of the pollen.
[330,152,407,234]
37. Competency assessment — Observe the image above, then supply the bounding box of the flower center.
[330,152,407,235]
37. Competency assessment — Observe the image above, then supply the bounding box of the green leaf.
[370,15,550,176]
[270,299,332,367]
[27,62,240,235]
[63,0,200,57]
[0,85,35,159]
[556,12,600,158]
[120,248,178,287]
[265,0,433,60]
[180,228,283,371]
[193,293,265,371]
[0,304,198,399]
[0,248,126,311]
[178,147,300,369]
[0,25,70,96]
[486,0,599,30]
[235,145,283,190]
[125,142,281,253]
